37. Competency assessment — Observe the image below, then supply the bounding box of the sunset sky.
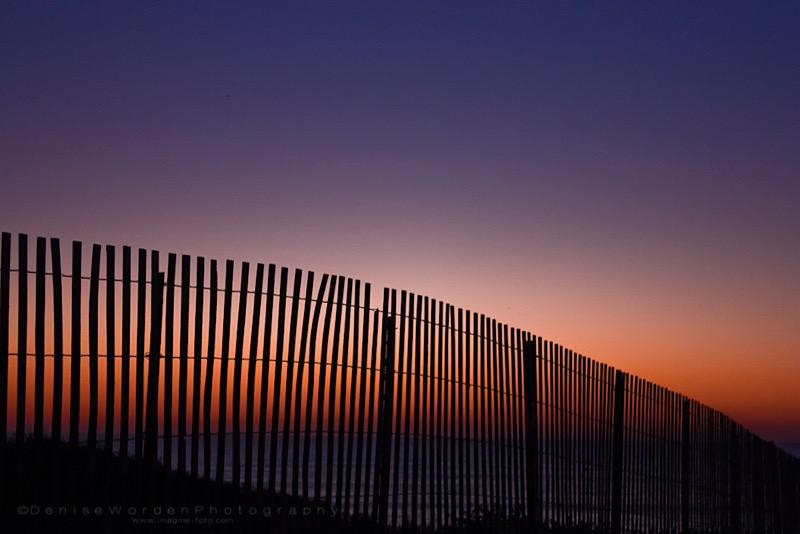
[2,2,798,447]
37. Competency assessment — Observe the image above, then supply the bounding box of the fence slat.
[178,254,190,476]
[280,268,302,495]
[365,305,380,520]
[87,244,101,452]
[104,245,115,456]
[190,257,205,479]
[231,261,249,489]
[325,276,346,506]
[353,282,371,516]
[344,279,361,517]
[134,249,146,461]
[120,247,131,461]
[214,260,234,486]
[302,273,329,498]
[244,263,264,491]
[34,237,46,441]
[162,253,176,473]
[256,264,275,492]
[335,278,354,510]
[16,234,28,445]
[291,269,314,497]
[268,267,288,494]
[202,260,218,481]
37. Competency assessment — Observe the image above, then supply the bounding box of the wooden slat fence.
[1,231,799,533]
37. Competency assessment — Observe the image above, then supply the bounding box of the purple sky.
[2,2,798,445]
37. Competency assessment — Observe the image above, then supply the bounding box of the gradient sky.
[2,2,798,446]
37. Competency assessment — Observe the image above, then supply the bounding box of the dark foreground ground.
[2,438,590,534]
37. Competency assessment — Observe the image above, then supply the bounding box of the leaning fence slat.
[231,261,249,489]
[344,279,361,516]
[214,260,234,486]
[280,268,302,495]
[268,267,289,494]
[256,264,275,492]
[178,254,190,475]
[134,249,147,461]
[325,276,346,506]
[336,278,354,511]
[311,274,337,499]
[190,257,205,479]
[87,244,101,452]
[51,239,65,441]
[244,263,264,491]
[162,253,176,472]
[351,280,370,516]
[302,273,329,498]
[390,290,407,527]
[353,282,371,516]
[203,260,218,481]
[291,269,314,497]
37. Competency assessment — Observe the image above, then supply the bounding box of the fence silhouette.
[1,231,798,533]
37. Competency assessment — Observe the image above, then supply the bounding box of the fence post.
[523,339,540,528]
[375,312,395,526]
[682,399,691,534]
[611,370,627,534]
[144,271,164,467]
